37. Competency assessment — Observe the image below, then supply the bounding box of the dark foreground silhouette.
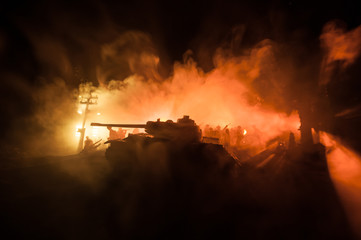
[0,142,354,239]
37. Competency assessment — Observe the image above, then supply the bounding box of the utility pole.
[77,87,98,152]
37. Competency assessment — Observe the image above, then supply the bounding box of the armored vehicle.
[92,115,201,142]
[91,116,237,172]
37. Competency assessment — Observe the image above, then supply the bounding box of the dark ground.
[0,143,355,239]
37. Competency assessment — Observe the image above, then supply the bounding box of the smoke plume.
[320,21,361,86]
[87,32,300,153]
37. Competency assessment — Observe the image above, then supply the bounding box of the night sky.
[1,0,361,152]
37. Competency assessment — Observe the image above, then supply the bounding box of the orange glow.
[75,124,82,137]
[68,35,302,152]
[320,132,361,238]
[320,22,361,85]
[321,22,361,66]
[92,54,300,149]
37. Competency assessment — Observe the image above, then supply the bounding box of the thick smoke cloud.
[97,31,162,85]
[92,33,300,154]
[320,21,361,86]
[0,1,360,155]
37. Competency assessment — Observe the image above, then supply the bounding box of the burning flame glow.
[67,32,305,152]
[25,23,360,157]
[320,132,361,238]
[76,54,300,150]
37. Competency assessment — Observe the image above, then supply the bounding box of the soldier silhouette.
[107,126,118,140]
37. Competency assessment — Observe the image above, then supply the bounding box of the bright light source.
[97,112,101,115]
[77,110,82,114]
[243,129,247,135]
[75,124,82,137]
[92,128,98,135]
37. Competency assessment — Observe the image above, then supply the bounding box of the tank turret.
[91,115,202,143]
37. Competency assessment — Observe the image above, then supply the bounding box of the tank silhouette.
[92,115,201,143]
[90,116,237,174]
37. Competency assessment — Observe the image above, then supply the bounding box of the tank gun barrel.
[93,116,201,143]
[91,123,147,128]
